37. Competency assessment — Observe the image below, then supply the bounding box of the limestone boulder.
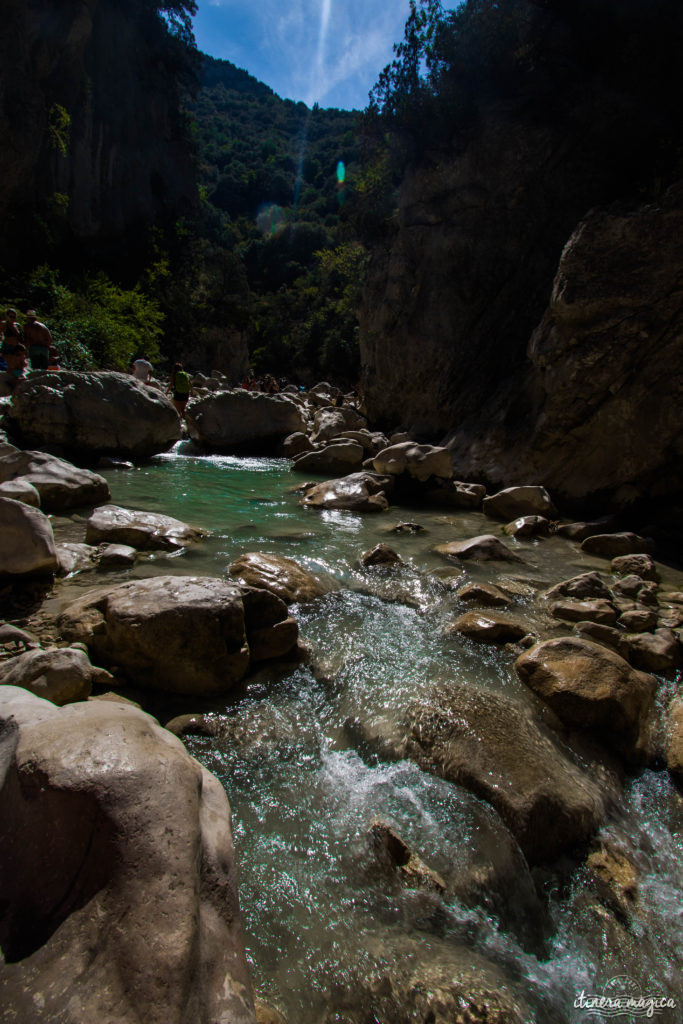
[86,504,205,551]
[435,534,524,563]
[555,517,617,542]
[292,441,364,475]
[0,497,58,576]
[581,532,654,558]
[626,630,680,673]
[0,646,100,704]
[447,612,527,644]
[98,543,137,568]
[611,553,658,580]
[545,571,612,602]
[372,442,453,483]
[58,577,251,695]
[572,622,631,661]
[0,450,110,512]
[299,472,392,513]
[549,599,618,626]
[503,515,550,538]
[0,688,255,1024]
[516,637,656,762]
[3,371,181,458]
[56,542,98,577]
[360,543,401,568]
[457,582,511,607]
[483,485,557,521]
[239,585,300,661]
[186,390,306,452]
[0,478,40,506]
[403,683,605,863]
[228,552,335,604]
[281,432,314,458]
[619,608,658,633]
[310,405,366,443]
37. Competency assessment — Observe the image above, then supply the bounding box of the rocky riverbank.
[1,372,682,1022]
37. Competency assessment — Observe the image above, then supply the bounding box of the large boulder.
[310,405,366,443]
[372,442,454,483]
[228,552,335,604]
[3,371,180,458]
[581,532,654,559]
[516,637,656,762]
[292,441,365,475]
[0,497,58,576]
[299,472,392,513]
[447,612,527,644]
[0,646,105,704]
[85,504,205,551]
[0,688,256,1024]
[435,534,524,563]
[482,485,557,521]
[665,696,683,780]
[0,450,110,512]
[58,577,251,695]
[186,390,306,452]
[403,683,606,863]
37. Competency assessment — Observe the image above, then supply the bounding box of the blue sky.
[192,0,413,110]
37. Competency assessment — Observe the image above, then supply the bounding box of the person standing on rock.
[132,354,153,383]
[168,362,191,418]
[1,308,22,359]
[24,310,53,370]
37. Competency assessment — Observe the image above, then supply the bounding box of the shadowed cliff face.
[358,101,683,508]
[0,0,196,270]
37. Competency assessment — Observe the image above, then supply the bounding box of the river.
[52,445,683,1023]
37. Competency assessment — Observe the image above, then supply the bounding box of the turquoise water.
[57,447,683,1023]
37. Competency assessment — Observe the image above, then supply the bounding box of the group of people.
[0,308,58,391]
[240,372,286,394]
[129,354,192,419]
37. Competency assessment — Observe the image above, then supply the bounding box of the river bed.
[50,447,683,1023]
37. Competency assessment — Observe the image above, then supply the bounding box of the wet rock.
[0,688,255,1024]
[0,646,96,705]
[572,622,631,661]
[360,544,401,568]
[581,532,654,558]
[0,478,40,507]
[3,371,181,458]
[372,441,453,483]
[664,696,683,780]
[503,515,550,538]
[404,683,606,863]
[165,713,218,738]
[483,485,557,521]
[435,534,524,563]
[98,543,137,568]
[425,479,486,508]
[626,629,680,673]
[0,450,110,512]
[97,456,134,470]
[86,504,205,551]
[586,841,639,921]
[549,599,618,626]
[59,577,250,696]
[255,1002,288,1024]
[555,516,617,542]
[0,497,58,576]
[611,553,658,580]
[516,637,656,762]
[368,819,446,893]
[618,608,658,633]
[0,623,41,650]
[310,405,366,443]
[321,932,529,1024]
[457,582,511,607]
[611,575,658,604]
[281,431,314,457]
[545,571,612,602]
[56,542,98,577]
[447,612,527,644]
[229,552,335,604]
[292,441,364,475]
[387,522,425,534]
[299,472,391,513]
[187,390,306,452]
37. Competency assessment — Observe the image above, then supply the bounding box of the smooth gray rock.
[0,497,58,576]
[86,504,205,551]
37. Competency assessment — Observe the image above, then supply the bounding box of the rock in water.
[3,371,180,458]
[435,534,524,563]
[0,687,256,1024]
[0,497,58,576]
[186,390,306,452]
[58,577,251,695]
[0,450,109,512]
[483,485,557,520]
[228,552,335,604]
[404,683,605,863]
[516,637,656,763]
[86,504,205,550]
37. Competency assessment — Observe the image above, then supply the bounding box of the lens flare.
[336,161,346,184]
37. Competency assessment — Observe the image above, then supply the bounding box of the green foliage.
[24,266,163,371]
[47,104,71,156]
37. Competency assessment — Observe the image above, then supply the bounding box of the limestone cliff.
[0,0,196,270]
